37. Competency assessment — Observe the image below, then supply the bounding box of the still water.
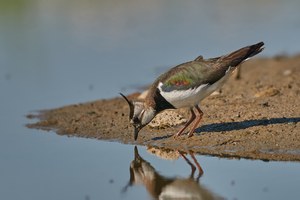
[1,0,300,199]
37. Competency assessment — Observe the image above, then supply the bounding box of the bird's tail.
[220,42,264,67]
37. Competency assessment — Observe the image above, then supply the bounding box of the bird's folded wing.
[159,61,226,92]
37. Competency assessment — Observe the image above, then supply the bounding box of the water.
[1,0,300,199]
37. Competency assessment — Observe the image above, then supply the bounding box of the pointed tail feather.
[221,42,264,67]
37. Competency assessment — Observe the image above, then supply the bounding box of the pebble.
[255,87,280,98]
[261,102,269,107]
[283,69,292,76]
[148,110,187,129]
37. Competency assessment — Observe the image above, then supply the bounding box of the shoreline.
[27,55,300,161]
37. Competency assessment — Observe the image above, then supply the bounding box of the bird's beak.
[134,146,140,160]
[134,126,141,141]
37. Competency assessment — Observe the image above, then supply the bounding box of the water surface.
[1,0,300,199]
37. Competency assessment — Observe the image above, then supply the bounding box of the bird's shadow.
[195,117,300,133]
[151,134,173,141]
[151,117,299,141]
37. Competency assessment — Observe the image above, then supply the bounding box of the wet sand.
[27,55,300,161]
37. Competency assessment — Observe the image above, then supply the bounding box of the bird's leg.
[235,66,241,80]
[189,151,203,182]
[174,108,195,137]
[179,151,196,179]
[187,105,203,137]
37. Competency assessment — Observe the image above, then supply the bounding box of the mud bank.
[27,55,300,161]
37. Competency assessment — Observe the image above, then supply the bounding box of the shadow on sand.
[195,117,300,133]
[150,117,299,141]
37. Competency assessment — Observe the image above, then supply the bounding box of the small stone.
[261,102,269,107]
[283,69,292,76]
[148,110,187,129]
[255,87,280,98]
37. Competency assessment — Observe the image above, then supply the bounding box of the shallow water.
[1,0,300,199]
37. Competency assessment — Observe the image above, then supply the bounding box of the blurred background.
[1,0,300,200]
[1,0,300,106]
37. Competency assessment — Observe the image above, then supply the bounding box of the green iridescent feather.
[160,61,223,92]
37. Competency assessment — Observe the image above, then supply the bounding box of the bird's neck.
[145,84,175,113]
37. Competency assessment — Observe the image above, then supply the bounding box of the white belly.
[158,69,234,108]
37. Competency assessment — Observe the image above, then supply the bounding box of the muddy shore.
[27,55,300,161]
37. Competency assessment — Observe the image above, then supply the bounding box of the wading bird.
[121,42,264,140]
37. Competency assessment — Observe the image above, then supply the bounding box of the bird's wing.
[194,55,221,63]
[158,42,264,93]
[158,60,226,92]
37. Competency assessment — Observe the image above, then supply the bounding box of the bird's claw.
[187,132,194,138]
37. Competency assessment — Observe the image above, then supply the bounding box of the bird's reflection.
[122,146,223,200]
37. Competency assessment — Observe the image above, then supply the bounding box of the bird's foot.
[173,133,181,139]
[187,132,194,138]
[173,130,185,138]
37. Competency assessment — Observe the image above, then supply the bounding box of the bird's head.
[120,93,156,140]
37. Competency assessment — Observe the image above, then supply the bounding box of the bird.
[121,42,264,140]
[122,146,221,200]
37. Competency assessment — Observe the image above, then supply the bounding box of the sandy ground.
[27,55,300,161]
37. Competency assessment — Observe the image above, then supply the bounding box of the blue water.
[1,0,300,199]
